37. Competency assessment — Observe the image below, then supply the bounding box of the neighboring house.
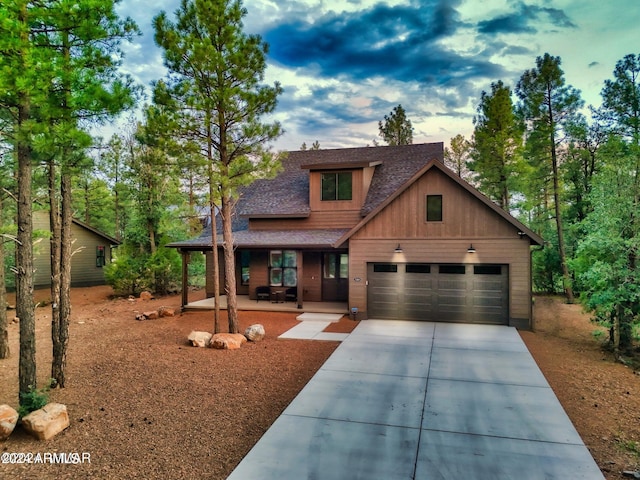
[33,210,120,288]
[168,143,543,329]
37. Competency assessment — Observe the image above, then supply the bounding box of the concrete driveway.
[227,320,604,480]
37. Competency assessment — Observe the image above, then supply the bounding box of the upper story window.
[321,172,352,201]
[426,194,443,222]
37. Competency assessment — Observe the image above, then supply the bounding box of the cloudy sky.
[113,0,638,151]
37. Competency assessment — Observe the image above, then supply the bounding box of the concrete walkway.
[228,320,604,480]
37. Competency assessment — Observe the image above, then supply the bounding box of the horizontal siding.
[348,238,532,326]
[32,211,112,288]
[249,210,362,230]
[309,169,366,212]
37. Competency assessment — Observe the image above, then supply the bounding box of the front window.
[324,253,349,278]
[240,251,250,286]
[321,172,352,201]
[270,250,297,286]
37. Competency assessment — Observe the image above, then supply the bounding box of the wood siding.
[249,211,362,230]
[347,168,533,328]
[348,239,532,327]
[32,211,114,288]
[355,168,516,239]
[244,250,322,302]
[309,168,367,212]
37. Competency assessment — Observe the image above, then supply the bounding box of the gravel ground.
[1,287,639,479]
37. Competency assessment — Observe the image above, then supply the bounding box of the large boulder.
[209,333,247,350]
[21,403,70,440]
[188,331,212,348]
[0,404,19,440]
[244,324,265,342]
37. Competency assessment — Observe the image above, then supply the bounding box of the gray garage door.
[367,263,509,324]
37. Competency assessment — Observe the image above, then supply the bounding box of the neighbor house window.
[426,195,443,222]
[321,172,352,201]
[269,250,297,286]
[96,246,106,267]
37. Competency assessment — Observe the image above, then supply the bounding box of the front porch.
[183,294,349,315]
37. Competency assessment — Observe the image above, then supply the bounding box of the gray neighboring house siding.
[32,211,120,288]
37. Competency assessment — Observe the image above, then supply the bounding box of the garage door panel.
[368,263,509,325]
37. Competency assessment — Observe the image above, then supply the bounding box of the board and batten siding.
[346,167,534,328]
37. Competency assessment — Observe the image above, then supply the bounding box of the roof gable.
[335,159,543,246]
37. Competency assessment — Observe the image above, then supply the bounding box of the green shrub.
[105,253,148,295]
[105,247,182,296]
[18,384,50,418]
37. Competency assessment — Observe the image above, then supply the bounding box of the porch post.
[181,250,189,308]
[296,250,303,309]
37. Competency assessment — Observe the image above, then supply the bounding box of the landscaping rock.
[209,333,247,350]
[0,404,19,440]
[158,307,175,317]
[21,403,70,440]
[139,291,153,301]
[244,324,265,342]
[188,331,212,348]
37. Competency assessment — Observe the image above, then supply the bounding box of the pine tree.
[154,0,283,334]
[378,104,413,146]
[517,53,584,303]
[469,81,523,210]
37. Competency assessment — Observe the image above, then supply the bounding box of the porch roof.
[167,228,350,251]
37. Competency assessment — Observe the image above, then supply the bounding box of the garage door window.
[373,264,397,273]
[439,265,465,274]
[406,264,431,273]
[474,265,502,275]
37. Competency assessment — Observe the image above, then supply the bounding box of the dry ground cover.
[1,287,639,479]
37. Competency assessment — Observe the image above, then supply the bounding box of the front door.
[322,253,348,301]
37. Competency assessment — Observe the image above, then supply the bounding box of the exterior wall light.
[467,244,476,253]
[394,244,403,253]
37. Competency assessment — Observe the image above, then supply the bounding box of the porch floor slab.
[182,294,349,315]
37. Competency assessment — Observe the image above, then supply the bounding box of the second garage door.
[367,263,509,324]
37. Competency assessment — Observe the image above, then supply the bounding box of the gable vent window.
[426,194,443,222]
[321,172,352,201]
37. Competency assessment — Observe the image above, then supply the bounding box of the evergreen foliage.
[378,104,413,146]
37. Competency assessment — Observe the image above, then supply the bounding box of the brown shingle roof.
[237,143,444,218]
[167,228,350,250]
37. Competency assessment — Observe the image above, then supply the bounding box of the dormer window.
[321,172,352,201]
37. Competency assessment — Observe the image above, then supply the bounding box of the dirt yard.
[1,287,639,479]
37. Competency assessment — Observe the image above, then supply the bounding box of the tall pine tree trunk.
[210,202,220,334]
[17,96,36,398]
[51,33,72,388]
[547,93,574,303]
[49,159,62,386]
[0,196,9,359]
[52,170,72,387]
[221,194,238,334]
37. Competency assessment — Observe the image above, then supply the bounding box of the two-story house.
[169,143,542,329]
